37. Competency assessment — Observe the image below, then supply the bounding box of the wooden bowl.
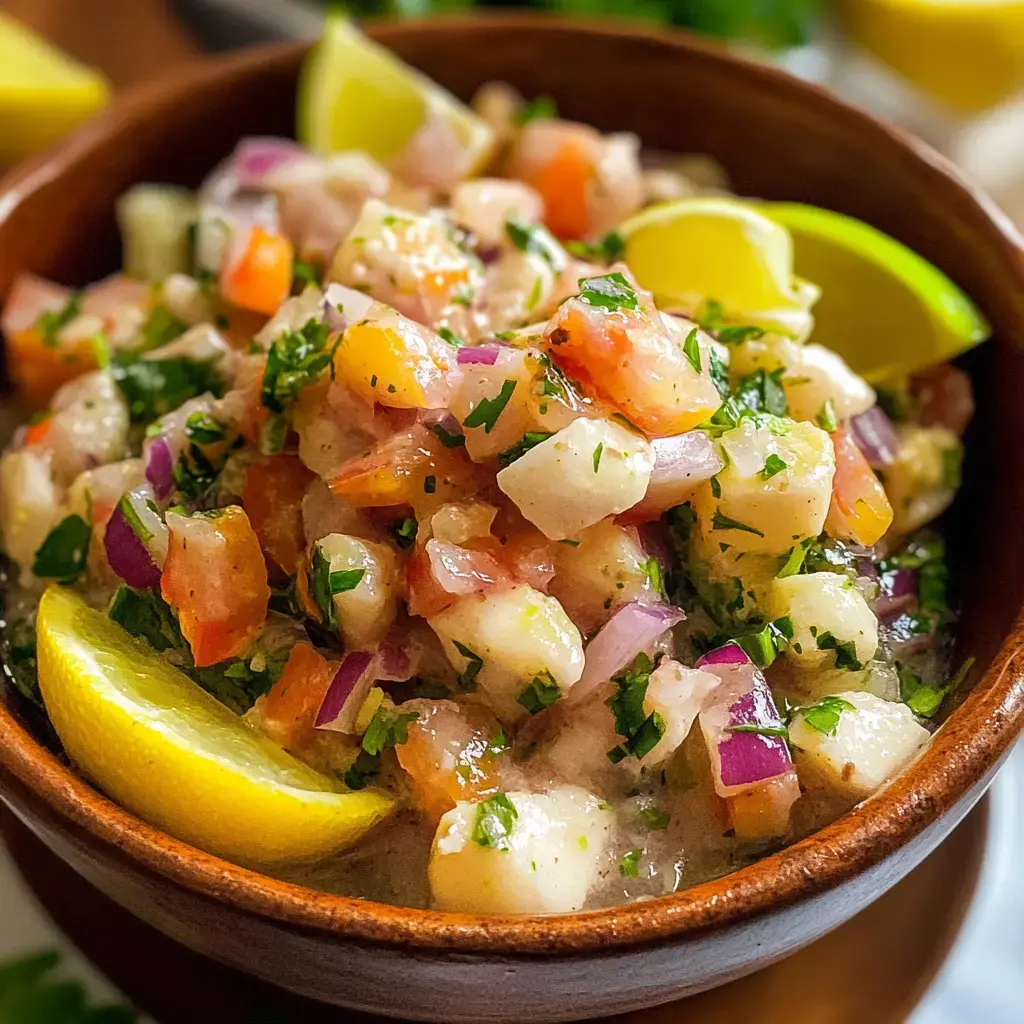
[1,16,1023,1023]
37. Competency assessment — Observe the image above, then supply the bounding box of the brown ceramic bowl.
[1,16,1023,1023]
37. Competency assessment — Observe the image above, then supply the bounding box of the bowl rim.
[2,13,1024,958]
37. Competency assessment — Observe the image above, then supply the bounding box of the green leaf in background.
[0,951,136,1024]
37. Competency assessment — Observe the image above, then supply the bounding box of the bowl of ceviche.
[0,13,1023,1022]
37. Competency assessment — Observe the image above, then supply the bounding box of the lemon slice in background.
[36,586,393,868]
[619,197,818,329]
[0,13,110,165]
[298,12,494,169]
[762,202,991,381]
[841,0,1024,113]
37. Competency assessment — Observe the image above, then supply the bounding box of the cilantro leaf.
[472,792,519,850]
[814,630,862,670]
[578,271,639,312]
[32,515,91,582]
[638,806,670,830]
[816,398,838,433]
[793,695,855,735]
[517,671,562,715]
[111,356,224,425]
[138,305,188,352]
[433,422,466,448]
[497,431,553,467]
[462,379,517,434]
[505,218,565,269]
[514,95,557,124]
[330,567,365,594]
[453,640,484,690]
[109,587,183,652]
[682,328,702,374]
[760,453,787,479]
[605,653,666,761]
[184,411,227,445]
[389,517,418,550]
[261,319,337,414]
[36,294,82,348]
[711,510,765,537]
[566,230,625,265]
[618,848,641,877]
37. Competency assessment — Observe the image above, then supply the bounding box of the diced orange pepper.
[7,328,98,407]
[221,225,294,316]
[536,142,593,240]
[825,425,894,547]
[243,454,315,578]
[257,641,336,752]
[23,413,54,447]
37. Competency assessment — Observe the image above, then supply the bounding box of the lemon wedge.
[841,0,1024,113]
[761,202,990,381]
[0,13,111,165]
[36,586,393,868]
[619,197,817,330]
[297,12,494,170]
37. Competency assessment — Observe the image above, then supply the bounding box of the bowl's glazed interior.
[1,16,1024,963]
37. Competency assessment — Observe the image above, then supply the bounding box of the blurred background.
[0,1,1022,1022]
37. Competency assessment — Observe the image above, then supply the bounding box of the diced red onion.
[426,539,509,596]
[849,405,899,469]
[623,431,722,522]
[695,642,750,668]
[876,568,916,620]
[144,436,175,501]
[570,601,685,705]
[698,659,792,797]
[457,344,501,366]
[377,644,413,683]
[104,490,166,590]
[315,650,375,734]
[233,137,307,189]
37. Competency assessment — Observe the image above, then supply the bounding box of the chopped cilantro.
[292,258,322,291]
[718,324,766,345]
[517,671,562,715]
[760,453,787,479]
[390,517,418,550]
[682,328,702,374]
[578,271,639,312]
[708,345,730,398]
[941,446,963,490]
[640,557,665,599]
[329,567,365,594]
[606,653,666,761]
[258,413,288,456]
[814,630,862,670]
[463,379,517,434]
[138,305,189,352]
[566,230,625,265]
[261,318,338,414]
[472,792,518,850]
[505,217,565,269]
[514,95,557,124]
[710,475,722,499]
[310,543,338,632]
[918,561,949,613]
[433,422,466,448]
[794,695,855,736]
[172,442,224,502]
[32,515,90,582]
[453,640,484,690]
[344,704,419,789]
[638,806,670,831]
[497,431,553,467]
[36,293,82,348]
[488,729,509,754]
[776,538,812,578]
[592,442,604,473]
[438,326,465,348]
[736,616,793,669]
[184,411,227,445]
[109,587,183,652]
[711,510,765,537]
[727,723,790,739]
[618,848,641,877]
[816,398,838,433]
[111,355,224,425]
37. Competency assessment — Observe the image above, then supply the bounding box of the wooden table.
[0,0,197,88]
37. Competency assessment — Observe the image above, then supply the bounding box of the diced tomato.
[535,141,593,240]
[329,424,481,516]
[243,455,315,578]
[221,225,294,316]
[256,641,336,752]
[161,507,271,667]
[825,425,894,547]
[543,276,721,437]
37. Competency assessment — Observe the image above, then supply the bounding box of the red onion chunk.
[315,650,375,734]
[104,496,161,591]
[876,568,916,619]
[695,642,750,668]
[426,539,510,596]
[849,406,899,469]
[698,660,792,797]
[144,436,175,501]
[624,431,722,522]
[571,601,685,705]
[233,137,307,189]
[377,644,413,683]
[457,344,501,366]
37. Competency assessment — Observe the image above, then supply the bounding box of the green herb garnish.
[32,515,91,583]
[813,630,862,670]
[638,806,670,831]
[36,293,82,348]
[261,318,338,414]
[592,442,604,473]
[433,422,466,448]
[505,217,565,269]
[330,567,366,594]
[794,695,855,736]
[816,398,838,433]
[390,517,418,550]
[517,671,562,715]
[618,848,641,877]
[497,431,552,467]
[514,95,557,124]
[578,271,639,312]
[463,379,517,434]
[760,453,787,480]
[682,328,702,374]
[184,411,227,444]
[438,326,465,348]
[606,653,666,762]
[472,792,519,850]
[453,640,484,690]
[711,510,765,537]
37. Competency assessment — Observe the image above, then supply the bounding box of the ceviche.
[0,24,982,915]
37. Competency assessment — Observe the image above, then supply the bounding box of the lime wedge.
[761,202,991,381]
[619,197,815,328]
[297,12,494,171]
[0,13,110,165]
[36,586,393,868]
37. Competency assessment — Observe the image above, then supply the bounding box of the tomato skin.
[243,454,315,578]
[256,641,336,752]
[825,425,894,547]
[161,507,271,667]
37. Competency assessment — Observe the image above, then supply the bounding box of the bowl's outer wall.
[1,18,1024,1022]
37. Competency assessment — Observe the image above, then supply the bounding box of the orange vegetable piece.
[825,425,894,547]
[23,413,54,447]
[161,507,271,667]
[243,454,315,578]
[536,141,593,240]
[221,225,294,316]
[257,641,336,752]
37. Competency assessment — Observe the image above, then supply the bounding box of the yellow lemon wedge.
[841,0,1024,113]
[297,12,494,170]
[760,202,991,381]
[619,196,818,332]
[36,586,393,868]
[0,13,111,165]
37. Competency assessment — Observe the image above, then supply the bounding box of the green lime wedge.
[297,12,494,170]
[760,202,991,381]
[0,12,110,165]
